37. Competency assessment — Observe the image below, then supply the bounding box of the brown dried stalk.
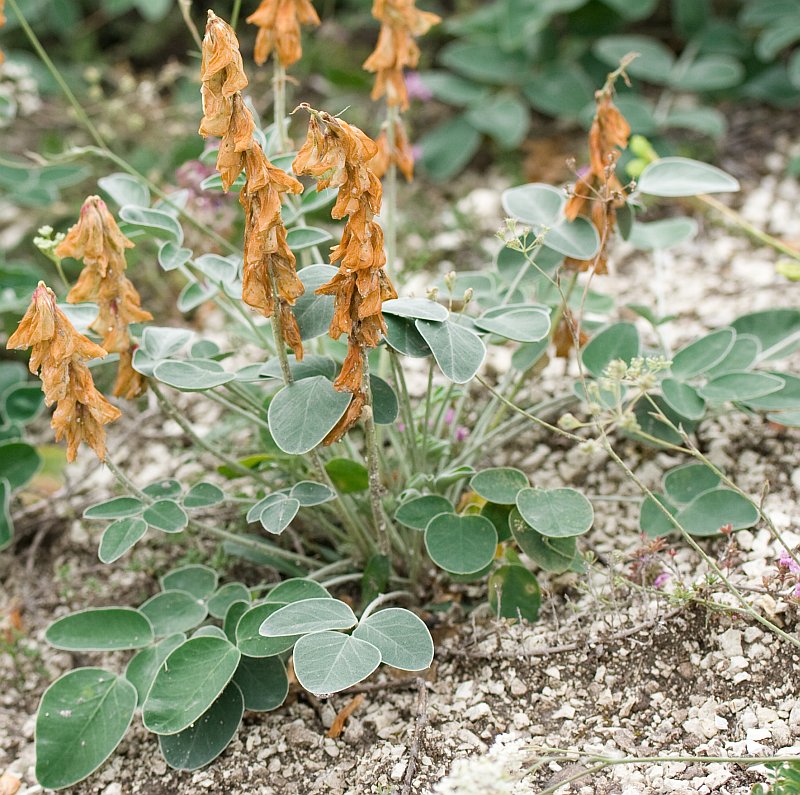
[246,0,320,68]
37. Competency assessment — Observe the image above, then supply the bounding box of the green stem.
[230,0,243,29]
[362,353,390,556]
[385,106,399,272]
[274,61,289,154]
[205,390,271,432]
[420,361,434,469]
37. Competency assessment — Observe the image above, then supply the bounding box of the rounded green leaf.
[699,371,785,402]
[99,173,150,208]
[194,253,238,284]
[638,157,740,197]
[544,217,601,260]
[119,205,183,243]
[268,376,352,454]
[232,656,289,712]
[663,463,721,505]
[98,517,148,563]
[582,322,640,377]
[259,496,300,535]
[628,217,699,250]
[395,495,453,531]
[259,597,356,637]
[509,508,577,573]
[139,590,208,636]
[352,608,433,671]
[731,308,800,360]
[125,633,187,705]
[470,467,528,505]
[516,488,593,538]
[159,682,243,771]
[142,479,182,500]
[415,319,485,384]
[46,608,153,651]
[143,636,241,735]
[141,326,193,360]
[161,565,218,599]
[0,441,42,490]
[208,583,251,619]
[370,374,399,424]
[246,492,286,523]
[293,265,338,340]
[661,378,706,420]
[481,502,512,543]
[383,298,448,322]
[286,226,333,251]
[193,626,228,639]
[35,668,137,790]
[439,41,527,84]
[424,513,497,575]
[236,603,298,657]
[267,578,331,604]
[594,34,676,83]
[474,306,551,343]
[153,359,234,391]
[292,631,381,696]
[705,335,761,377]
[224,601,250,643]
[324,457,369,493]
[84,496,144,519]
[0,479,12,551]
[671,55,744,92]
[639,493,678,538]
[501,183,564,227]
[158,241,192,272]
[383,314,431,358]
[466,93,529,148]
[742,373,800,411]
[143,499,188,533]
[674,488,759,536]
[260,354,337,381]
[671,328,735,379]
[289,480,336,507]
[488,565,541,622]
[2,382,44,424]
[183,481,226,509]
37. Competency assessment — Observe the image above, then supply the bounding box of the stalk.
[362,353,390,556]
[384,105,399,270]
[274,61,289,154]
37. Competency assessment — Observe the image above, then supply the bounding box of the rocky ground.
[1,115,799,794]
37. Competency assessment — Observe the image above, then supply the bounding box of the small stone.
[717,628,743,657]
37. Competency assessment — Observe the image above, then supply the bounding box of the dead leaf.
[326,694,364,738]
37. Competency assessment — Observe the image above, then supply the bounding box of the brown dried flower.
[363,0,440,111]
[563,88,631,275]
[200,11,305,359]
[293,108,397,443]
[56,196,152,400]
[369,118,415,181]
[247,0,320,68]
[7,283,121,462]
[0,0,6,66]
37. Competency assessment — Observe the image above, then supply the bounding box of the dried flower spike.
[200,11,305,358]
[369,117,415,181]
[247,0,320,67]
[293,107,397,443]
[56,196,152,400]
[363,0,440,111]
[7,282,121,462]
[0,0,6,66]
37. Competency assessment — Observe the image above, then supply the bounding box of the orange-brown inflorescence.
[0,0,5,66]
[246,0,320,68]
[363,0,440,112]
[56,196,152,400]
[199,11,305,358]
[563,88,631,275]
[293,108,398,443]
[369,117,415,182]
[7,283,121,462]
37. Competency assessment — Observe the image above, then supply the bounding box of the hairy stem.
[362,354,390,556]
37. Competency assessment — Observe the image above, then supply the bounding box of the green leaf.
[582,322,640,377]
[370,374,399,425]
[177,281,217,313]
[705,334,761,376]
[415,319,485,384]
[470,467,528,505]
[509,508,577,573]
[325,458,369,493]
[120,205,183,243]
[159,682,243,770]
[474,306,550,343]
[523,63,594,119]
[98,517,148,563]
[158,241,192,272]
[382,298,448,322]
[516,487,593,538]
[125,633,187,705]
[259,354,337,381]
[741,373,800,411]
[664,107,726,138]
[35,668,137,790]
[418,70,490,105]
[670,328,735,379]
[300,186,338,213]
[246,493,286,523]
[466,93,529,148]
[628,217,699,250]
[632,393,698,446]
[98,173,150,208]
[731,309,800,360]
[224,601,250,643]
[194,254,238,285]
[0,441,41,489]
[183,482,225,509]
[208,583,251,619]
[259,496,300,535]
[161,565,218,599]
[267,578,331,604]
[259,597,357,637]
[141,327,193,360]
[699,371,785,402]
[663,463,720,505]
[544,217,600,260]
[2,382,44,424]
[674,488,759,536]
[286,227,333,252]
[487,565,541,622]
[46,608,153,651]
[424,513,497,575]
[293,265,338,341]
[139,590,208,636]
[0,479,12,551]
[143,636,242,735]
[383,314,432,358]
[639,493,678,537]
[236,603,299,657]
[439,41,528,83]
[637,157,740,197]
[419,115,481,181]
[395,495,453,530]
[501,183,564,227]
[153,359,234,391]
[292,631,381,695]
[593,35,676,84]
[233,655,289,712]
[670,55,744,91]
[481,501,512,543]
[84,496,144,519]
[143,499,188,533]
[661,378,706,420]
[353,608,433,671]
[268,376,352,454]
[289,481,336,506]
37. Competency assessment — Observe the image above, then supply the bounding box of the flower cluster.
[246,0,320,68]
[199,11,305,358]
[293,107,397,442]
[564,87,631,274]
[56,196,152,400]
[369,119,415,182]
[6,283,121,462]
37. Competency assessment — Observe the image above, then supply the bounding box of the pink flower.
[455,426,469,443]
[794,582,800,598]
[444,407,455,424]
[405,71,433,102]
[779,549,800,575]
[653,572,670,589]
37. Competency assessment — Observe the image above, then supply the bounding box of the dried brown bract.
[199,11,305,359]
[247,0,320,68]
[7,283,121,462]
[293,107,397,442]
[369,118,415,181]
[363,0,440,111]
[57,195,152,400]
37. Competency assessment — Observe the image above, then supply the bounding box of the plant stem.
[205,390,272,431]
[274,61,289,154]
[230,0,243,29]
[178,0,203,49]
[362,353,390,556]
[267,269,294,384]
[384,105,399,271]
[360,590,413,621]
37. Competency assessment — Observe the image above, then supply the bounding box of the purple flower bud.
[653,572,670,589]
[405,71,433,102]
